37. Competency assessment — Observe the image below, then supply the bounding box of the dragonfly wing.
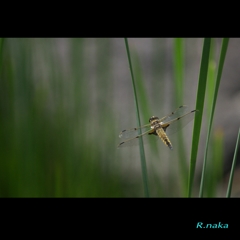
[118,105,198,147]
[160,105,188,123]
[118,129,152,148]
[161,109,198,136]
[119,125,151,139]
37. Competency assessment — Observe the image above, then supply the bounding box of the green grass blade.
[132,51,159,154]
[173,38,188,196]
[210,128,224,197]
[124,38,150,197]
[199,38,229,197]
[173,38,184,103]
[188,38,211,197]
[226,127,240,198]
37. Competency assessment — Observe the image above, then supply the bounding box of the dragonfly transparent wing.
[119,123,151,139]
[161,107,198,136]
[118,128,152,148]
[159,105,189,122]
[119,106,188,140]
[118,105,198,148]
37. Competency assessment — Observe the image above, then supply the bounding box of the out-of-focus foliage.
[0,38,234,197]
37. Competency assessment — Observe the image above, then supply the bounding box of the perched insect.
[118,105,198,150]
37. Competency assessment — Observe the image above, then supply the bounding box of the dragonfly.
[118,105,198,150]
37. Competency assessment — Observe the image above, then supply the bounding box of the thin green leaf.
[211,128,224,197]
[188,38,211,197]
[132,51,159,154]
[173,38,184,103]
[173,38,188,196]
[124,38,150,197]
[226,127,240,197]
[199,38,229,197]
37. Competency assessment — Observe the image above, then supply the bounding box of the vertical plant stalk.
[173,38,188,196]
[188,38,211,197]
[124,38,150,197]
[199,38,229,197]
[226,127,240,197]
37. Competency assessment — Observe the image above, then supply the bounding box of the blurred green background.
[0,38,239,197]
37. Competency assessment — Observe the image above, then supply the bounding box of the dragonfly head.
[149,116,159,123]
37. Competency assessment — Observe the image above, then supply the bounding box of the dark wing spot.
[117,142,125,148]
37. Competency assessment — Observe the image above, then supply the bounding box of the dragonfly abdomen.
[156,128,173,150]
